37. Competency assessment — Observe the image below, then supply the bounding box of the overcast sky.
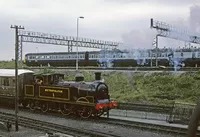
[0,0,200,60]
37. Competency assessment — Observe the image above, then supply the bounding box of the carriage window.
[181,52,183,57]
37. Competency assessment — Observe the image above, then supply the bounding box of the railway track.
[0,111,120,137]
[0,106,198,137]
[99,117,200,136]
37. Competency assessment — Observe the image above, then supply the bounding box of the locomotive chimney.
[95,72,101,81]
[75,73,84,82]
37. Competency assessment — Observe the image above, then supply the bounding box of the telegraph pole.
[10,25,24,131]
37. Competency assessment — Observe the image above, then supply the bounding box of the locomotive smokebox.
[75,73,84,82]
[95,72,101,81]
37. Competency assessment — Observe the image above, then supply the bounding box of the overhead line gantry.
[150,18,200,66]
[15,30,121,66]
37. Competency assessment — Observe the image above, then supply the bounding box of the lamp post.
[76,16,84,71]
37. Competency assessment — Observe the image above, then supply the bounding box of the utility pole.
[10,25,24,131]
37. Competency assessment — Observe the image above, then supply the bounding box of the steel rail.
[0,111,120,137]
[0,107,197,137]
[98,117,200,136]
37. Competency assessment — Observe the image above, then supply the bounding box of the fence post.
[167,102,175,123]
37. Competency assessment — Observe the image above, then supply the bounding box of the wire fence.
[114,102,196,124]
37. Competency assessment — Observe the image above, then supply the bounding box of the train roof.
[0,69,34,77]
[25,49,124,56]
[25,51,100,56]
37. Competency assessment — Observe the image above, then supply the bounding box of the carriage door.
[0,77,14,97]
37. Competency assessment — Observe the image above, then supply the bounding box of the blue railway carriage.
[24,49,171,67]
[24,51,98,67]
[24,48,200,68]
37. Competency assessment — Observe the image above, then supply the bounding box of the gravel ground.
[0,126,45,137]
[0,108,185,137]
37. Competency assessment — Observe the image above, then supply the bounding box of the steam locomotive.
[0,69,117,118]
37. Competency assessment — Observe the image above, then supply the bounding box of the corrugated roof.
[0,69,34,77]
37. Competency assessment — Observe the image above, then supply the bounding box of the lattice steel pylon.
[18,36,23,67]
[17,30,121,66]
[152,35,158,66]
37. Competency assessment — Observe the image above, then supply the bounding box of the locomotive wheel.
[40,102,49,113]
[60,104,72,116]
[78,107,92,118]
[29,101,35,111]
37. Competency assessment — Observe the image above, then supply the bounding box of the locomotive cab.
[33,73,64,85]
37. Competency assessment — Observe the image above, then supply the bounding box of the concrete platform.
[109,115,200,130]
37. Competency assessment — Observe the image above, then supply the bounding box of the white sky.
[0,0,199,60]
